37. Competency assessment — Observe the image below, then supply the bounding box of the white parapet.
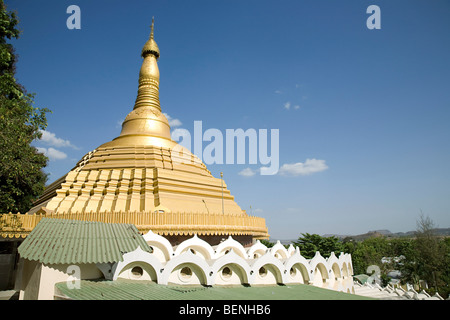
[112,232,355,293]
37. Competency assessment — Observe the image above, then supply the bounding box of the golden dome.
[25,18,269,244]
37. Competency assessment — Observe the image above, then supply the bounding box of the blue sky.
[5,0,450,239]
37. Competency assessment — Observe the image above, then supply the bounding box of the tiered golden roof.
[20,20,268,241]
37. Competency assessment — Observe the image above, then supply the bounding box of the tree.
[396,214,449,297]
[441,237,450,298]
[293,233,344,259]
[413,214,445,292]
[0,0,50,214]
[348,237,388,276]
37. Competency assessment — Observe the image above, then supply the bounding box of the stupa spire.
[133,17,161,111]
[114,18,172,143]
[150,16,155,39]
[141,17,160,59]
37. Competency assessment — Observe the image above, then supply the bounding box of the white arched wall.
[173,235,215,261]
[160,250,212,286]
[342,260,349,278]
[112,246,163,283]
[270,241,289,260]
[326,253,341,290]
[117,261,158,282]
[211,250,251,286]
[346,262,353,276]
[312,263,329,288]
[330,262,342,290]
[168,262,207,286]
[249,253,286,285]
[337,253,353,290]
[214,236,248,259]
[287,244,296,257]
[108,233,354,293]
[310,252,331,289]
[143,230,174,262]
[287,263,310,284]
[215,264,247,286]
[284,249,312,285]
[247,240,268,259]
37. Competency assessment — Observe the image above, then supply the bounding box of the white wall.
[18,260,103,300]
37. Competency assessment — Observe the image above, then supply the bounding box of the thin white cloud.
[275,90,282,94]
[163,113,182,127]
[284,102,300,111]
[279,158,329,176]
[38,130,79,150]
[36,147,68,160]
[238,167,257,177]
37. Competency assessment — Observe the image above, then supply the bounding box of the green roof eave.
[18,218,151,265]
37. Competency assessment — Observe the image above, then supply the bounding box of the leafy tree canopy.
[293,233,344,259]
[0,0,50,213]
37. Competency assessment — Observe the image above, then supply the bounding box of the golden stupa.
[25,19,269,245]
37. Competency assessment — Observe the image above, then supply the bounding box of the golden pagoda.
[21,19,269,245]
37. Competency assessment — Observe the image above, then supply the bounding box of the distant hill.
[268,238,297,246]
[324,228,450,241]
[275,228,450,244]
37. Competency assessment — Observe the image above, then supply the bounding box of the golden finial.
[150,17,155,39]
[141,16,160,59]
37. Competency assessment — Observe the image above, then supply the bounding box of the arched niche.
[287,263,310,284]
[252,263,283,286]
[312,262,329,288]
[168,262,207,286]
[117,261,157,282]
[215,263,248,286]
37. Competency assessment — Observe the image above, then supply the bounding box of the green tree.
[416,215,445,291]
[440,237,450,298]
[344,236,406,277]
[293,233,344,259]
[349,238,384,275]
[406,214,447,293]
[0,0,50,213]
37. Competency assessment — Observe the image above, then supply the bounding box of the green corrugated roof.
[353,274,370,284]
[18,218,151,264]
[55,279,373,300]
